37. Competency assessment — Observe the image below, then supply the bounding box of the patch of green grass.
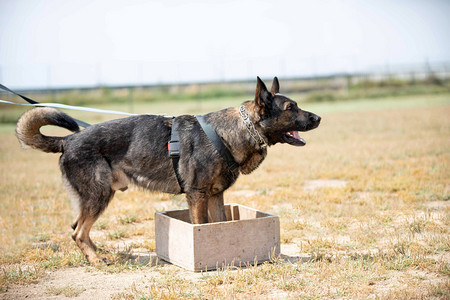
[0,265,44,291]
[409,218,427,235]
[31,233,50,243]
[431,280,450,297]
[96,221,109,230]
[438,261,450,276]
[119,215,138,225]
[108,230,128,240]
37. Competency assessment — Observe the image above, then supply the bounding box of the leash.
[0,99,141,117]
[0,83,39,104]
[0,83,172,128]
[1,84,91,128]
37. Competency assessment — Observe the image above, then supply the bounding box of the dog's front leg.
[186,192,208,224]
[208,192,227,223]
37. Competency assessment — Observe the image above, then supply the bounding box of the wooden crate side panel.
[164,210,191,223]
[155,213,195,270]
[236,204,272,220]
[193,217,280,271]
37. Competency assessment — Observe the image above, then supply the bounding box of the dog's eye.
[285,103,295,111]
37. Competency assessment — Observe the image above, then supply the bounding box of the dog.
[16,77,321,265]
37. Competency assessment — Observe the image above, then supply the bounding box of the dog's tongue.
[290,131,306,144]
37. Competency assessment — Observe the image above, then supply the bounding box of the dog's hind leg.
[71,217,78,230]
[71,215,97,251]
[71,212,104,265]
[62,156,116,264]
[208,192,227,223]
[71,188,115,265]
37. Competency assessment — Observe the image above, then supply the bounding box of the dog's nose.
[310,114,321,123]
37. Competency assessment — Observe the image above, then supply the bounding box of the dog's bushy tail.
[16,107,80,153]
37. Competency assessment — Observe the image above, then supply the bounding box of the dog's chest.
[239,150,266,175]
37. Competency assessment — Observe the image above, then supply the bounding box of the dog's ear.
[271,76,280,95]
[254,76,272,117]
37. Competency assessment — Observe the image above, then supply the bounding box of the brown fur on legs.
[71,213,104,265]
[71,216,98,252]
[187,192,208,224]
[208,192,227,222]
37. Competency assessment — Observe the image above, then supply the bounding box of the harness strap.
[167,115,239,193]
[195,115,239,172]
[168,117,184,193]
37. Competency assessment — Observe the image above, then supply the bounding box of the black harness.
[168,117,184,192]
[168,115,239,193]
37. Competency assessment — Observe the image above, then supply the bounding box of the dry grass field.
[0,93,449,299]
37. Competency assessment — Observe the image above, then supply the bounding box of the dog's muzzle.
[284,113,321,146]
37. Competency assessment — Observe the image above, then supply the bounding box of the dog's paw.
[86,255,105,266]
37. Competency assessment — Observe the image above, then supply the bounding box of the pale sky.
[0,0,449,89]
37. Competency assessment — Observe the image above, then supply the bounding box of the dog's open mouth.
[283,131,306,146]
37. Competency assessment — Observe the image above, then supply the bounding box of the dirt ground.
[1,246,306,299]
[3,241,448,299]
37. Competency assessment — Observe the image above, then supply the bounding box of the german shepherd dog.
[16,77,320,265]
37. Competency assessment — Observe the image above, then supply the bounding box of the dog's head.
[253,76,321,146]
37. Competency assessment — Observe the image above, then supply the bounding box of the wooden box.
[155,204,280,271]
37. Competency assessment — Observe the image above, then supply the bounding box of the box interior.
[163,204,271,224]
